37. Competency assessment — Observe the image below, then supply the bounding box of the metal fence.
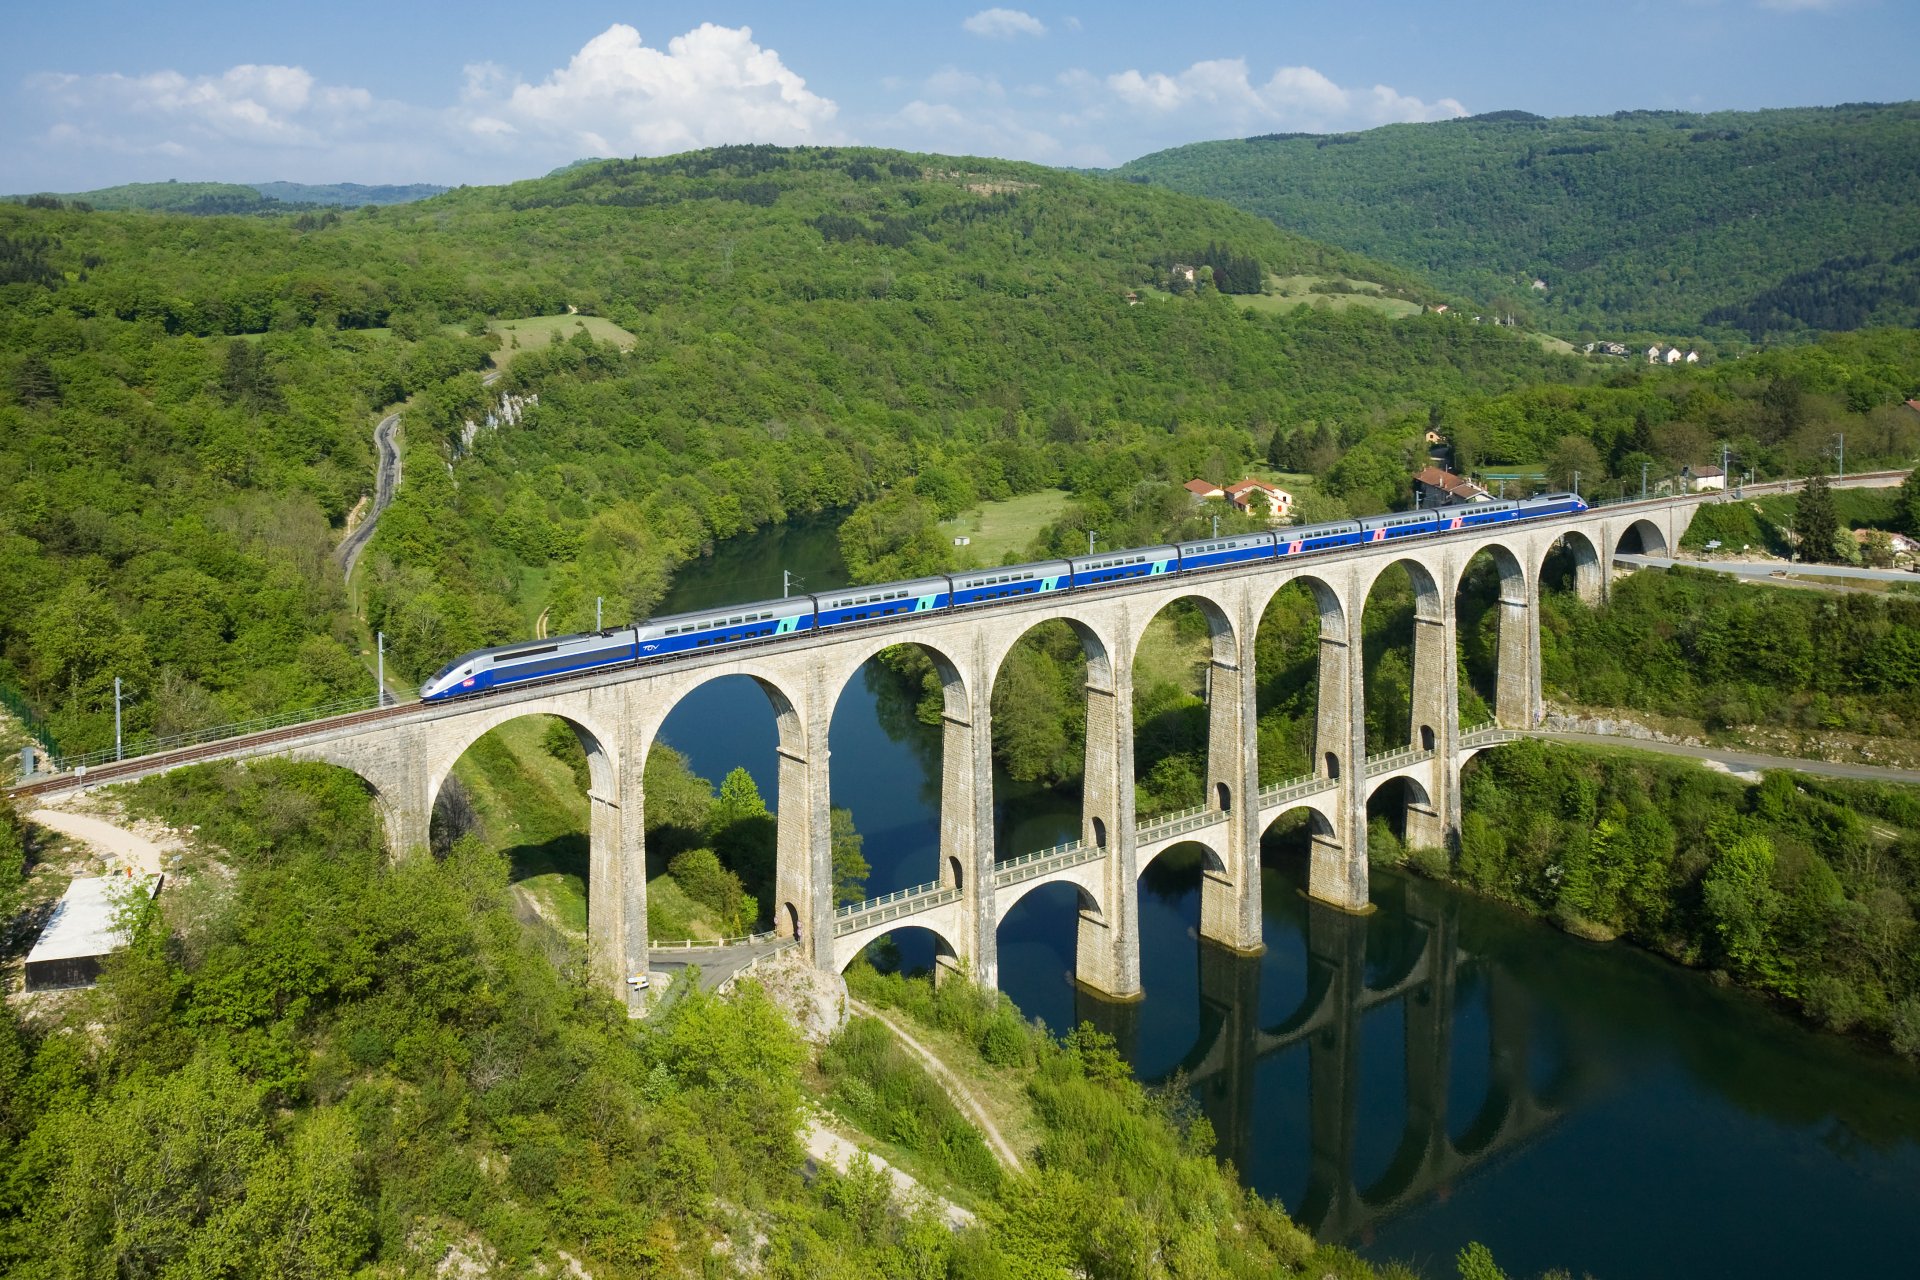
[833,882,961,936]
[992,840,1100,888]
[44,687,417,773]
[1135,801,1222,845]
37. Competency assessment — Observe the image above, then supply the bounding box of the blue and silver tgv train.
[420,492,1586,701]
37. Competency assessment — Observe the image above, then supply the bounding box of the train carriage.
[423,629,638,700]
[949,561,1072,607]
[1175,532,1278,572]
[634,596,813,659]
[1274,520,1365,558]
[813,577,952,630]
[1069,545,1180,588]
[1360,510,1442,542]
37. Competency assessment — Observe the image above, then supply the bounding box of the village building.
[1182,478,1225,502]
[1413,465,1491,507]
[1224,478,1294,520]
[1684,464,1726,493]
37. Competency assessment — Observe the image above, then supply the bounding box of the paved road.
[335,370,501,578]
[1529,730,1920,785]
[1617,554,1920,585]
[334,408,403,576]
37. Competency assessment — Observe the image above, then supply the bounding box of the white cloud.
[962,8,1048,39]
[1099,57,1465,133]
[475,23,837,157]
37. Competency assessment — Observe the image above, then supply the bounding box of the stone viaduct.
[24,498,1703,1011]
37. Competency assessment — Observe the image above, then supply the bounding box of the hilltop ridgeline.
[1114,101,1920,340]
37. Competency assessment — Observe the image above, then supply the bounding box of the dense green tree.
[1796,472,1841,562]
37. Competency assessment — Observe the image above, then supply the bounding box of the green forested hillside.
[9,180,291,216]
[1114,102,1920,339]
[0,145,1594,755]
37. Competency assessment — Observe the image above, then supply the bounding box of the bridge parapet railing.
[1459,724,1521,749]
[1257,773,1335,809]
[833,881,960,937]
[1135,802,1224,845]
[1365,744,1438,773]
[652,929,787,951]
[41,687,419,773]
[992,840,1099,888]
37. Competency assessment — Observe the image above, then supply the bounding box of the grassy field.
[1235,274,1424,318]
[488,314,638,368]
[1132,609,1211,697]
[447,716,589,935]
[938,488,1069,565]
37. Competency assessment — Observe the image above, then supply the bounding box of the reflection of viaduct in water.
[1085,880,1577,1243]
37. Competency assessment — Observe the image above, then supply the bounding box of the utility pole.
[1212,513,1220,539]
[1641,461,1649,499]
[1088,531,1098,557]
[783,570,792,599]
[1572,469,1581,497]
[1833,433,1845,479]
[595,596,603,631]
[114,676,123,762]
[377,632,385,708]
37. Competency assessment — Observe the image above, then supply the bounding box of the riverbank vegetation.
[1434,740,1920,1058]
[1541,565,1920,740]
[2,757,1523,1277]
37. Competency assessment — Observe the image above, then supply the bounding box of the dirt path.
[849,998,1024,1172]
[27,805,176,875]
[801,1118,976,1230]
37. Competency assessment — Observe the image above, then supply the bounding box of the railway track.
[7,700,422,800]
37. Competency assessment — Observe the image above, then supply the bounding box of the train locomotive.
[420,491,1587,701]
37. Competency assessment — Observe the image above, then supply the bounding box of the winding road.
[335,370,500,578]
[333,408,402,577]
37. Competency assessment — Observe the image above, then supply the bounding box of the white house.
[1224,478,1294,520]
[1685,350,1700,364]
[1647,345,1663,364]
[1684,464,1726,493]
[1664,347,1684,365]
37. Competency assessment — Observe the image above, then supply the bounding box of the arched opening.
[996,880,1104,1034]
[1614,518,1668,558]
[1360,561,1444,759]
[945,855,964,890]
[840,925,961,982]
[1091,816,1108,849]
[1543,529,1604,605]
[783,900,801,942]
[1453,543,1527,730]
[1366,774,1444,868]
[1255,577,1345,788]
[1131,596,1234,821]
[827,641,967,901]
[429,712,614,963]
[651,674,795,942]
[1419,724,1436,751]
[1539,531,1606,714]
[990,618,1107,861]
[1260,804,1339,893]
[1216,781,1232,812]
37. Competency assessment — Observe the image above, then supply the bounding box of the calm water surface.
[653,519,1920,1279]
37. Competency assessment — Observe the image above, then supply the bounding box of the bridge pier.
[1078,664,1143,1001]
[1313,607,1371,913]
[1408,578,1457,851]
[1201,637,1265,954]
[940,645,999,987]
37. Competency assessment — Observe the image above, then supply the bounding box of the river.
[651,516,1920,1278]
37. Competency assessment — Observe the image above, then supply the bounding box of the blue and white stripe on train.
[419,491,1587,701]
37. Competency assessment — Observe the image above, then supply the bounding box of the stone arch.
[1216,780,1232,811]
[1356,557,1447,759]
[650,670,811,942]
[1136,835,1228,880]
[1366,773,1445,855]
[1543,528,1604,605]
[419,697,626,831]
[1129,593,1239,820]
[1260,803,1340,872]
[835,923,964,977]
[1614,517,1668,558]
[987,613,1117,863]
[1251,572,1348,789]
[822,637,971,904]
[996,873,1107,925]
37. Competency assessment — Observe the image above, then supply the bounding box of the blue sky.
[3,1,1912,190]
